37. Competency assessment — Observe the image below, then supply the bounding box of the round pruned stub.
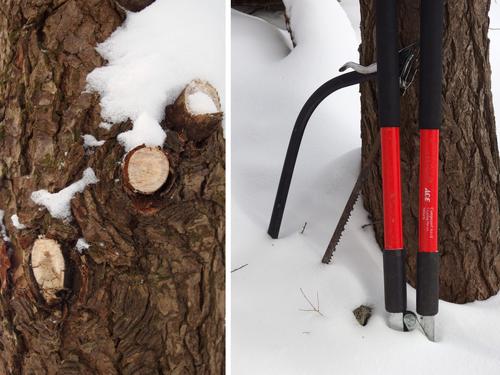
[164,79,223,142]
[31,238,65,304]
[123,145,171,195]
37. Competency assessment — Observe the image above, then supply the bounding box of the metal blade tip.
[387,312,405,331]
[421,316,436,342]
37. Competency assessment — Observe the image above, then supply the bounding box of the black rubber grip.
[416,252,440,316]
[383,249,407,313]
[419,0,444,130]
[376,0,400,126]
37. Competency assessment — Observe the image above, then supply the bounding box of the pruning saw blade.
[321,132,380,264]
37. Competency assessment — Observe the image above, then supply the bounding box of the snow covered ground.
[231,1,500,374]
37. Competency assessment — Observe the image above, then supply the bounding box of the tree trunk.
[0,1,225,374]
[360,0,500,303]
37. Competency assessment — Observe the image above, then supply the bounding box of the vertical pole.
[417,0,444,326]
[376,0,406,315]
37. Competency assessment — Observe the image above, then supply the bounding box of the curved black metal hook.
[267,71,376,238]
[267,43,419,239]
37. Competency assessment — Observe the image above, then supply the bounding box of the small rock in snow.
[187,91,218,115]
[31,168,99,220]
[353,305,372,327]
[82,134,105,148]
[11,214,27,230]
[75,238,90,253]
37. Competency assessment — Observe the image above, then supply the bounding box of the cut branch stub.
[115,0,155,12]
[123,145,171,195]
[164,79,223,142]
[31,238,65,304]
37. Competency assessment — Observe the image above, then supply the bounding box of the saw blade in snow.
[321,133,381,264]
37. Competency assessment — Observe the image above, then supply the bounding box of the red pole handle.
[381,127,404,250]
[419,129,439,252]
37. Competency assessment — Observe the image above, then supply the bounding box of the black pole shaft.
[376,0,400,126]
[419,0,445,131]
[377,0,407,314]
[417,0,444,317]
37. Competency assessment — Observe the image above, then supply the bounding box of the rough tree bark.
[0,1,225,374]
[359,0,500,303]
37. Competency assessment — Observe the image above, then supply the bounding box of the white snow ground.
[231,1,500,374]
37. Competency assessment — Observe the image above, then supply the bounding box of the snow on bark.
[0,210,9,241]
[187,91,219,115]
[86,0,224,126]
[75,238,90,253]
[117,112,166,152]
[82,134,105,148]
[98,121,114,131]
[10,214,26,230]
[31,168,99,220]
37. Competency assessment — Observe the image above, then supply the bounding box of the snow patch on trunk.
[117,112,166,152]
[82,134,105,148]
[75,238,90,253]
[10,215,26,230]
[187,91,218,115]
[31,168,99,220]
[98,122,114,131]
[0,210,9,241]
[86,0,224,125]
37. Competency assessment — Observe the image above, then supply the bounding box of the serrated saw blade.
[321,133,380,264]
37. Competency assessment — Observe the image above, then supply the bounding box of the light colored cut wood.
[31,238,65,303]
[184,80,221,115]
[126,147,170,194]
[164,80,223,142]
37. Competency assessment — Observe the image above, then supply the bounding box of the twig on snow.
[300,222,307,234]
[231,264,248,273]
[299,288,324,316]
